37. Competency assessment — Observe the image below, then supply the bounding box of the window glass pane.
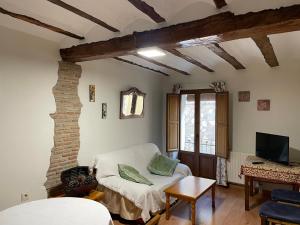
[180,94,195,152]
[134,96,144,115]
[122,94,133,116]
[200,93,216,155]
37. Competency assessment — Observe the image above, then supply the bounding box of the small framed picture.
[257,99,270,111]
[102,103,107,119]
[89,85,95,102]
[238,91,250,102]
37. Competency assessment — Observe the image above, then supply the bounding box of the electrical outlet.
[21,193,29,203]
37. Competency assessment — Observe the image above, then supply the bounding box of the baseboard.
[228,181,244,187]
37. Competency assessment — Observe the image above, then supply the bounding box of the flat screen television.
[256,132,289,165]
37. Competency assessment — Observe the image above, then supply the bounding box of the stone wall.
[45,61,82,191]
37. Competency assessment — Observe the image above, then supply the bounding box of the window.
[180,94,195,152]
[200,93,216,155]
[166,90,229,177]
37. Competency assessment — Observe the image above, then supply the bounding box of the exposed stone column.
[45,61,82,191]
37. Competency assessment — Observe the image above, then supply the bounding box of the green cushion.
[147,153,180,176]
[118,164,153,186]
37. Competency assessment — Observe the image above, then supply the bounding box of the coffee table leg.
[165,193,170,220]
[191,200,196,225]
[212,183,215,209]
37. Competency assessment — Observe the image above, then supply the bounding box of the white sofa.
[93,143,191,222]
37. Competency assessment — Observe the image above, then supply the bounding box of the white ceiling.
[1,0,300,76]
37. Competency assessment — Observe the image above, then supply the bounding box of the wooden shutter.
[166,94,180,152]
[216,92,229,158]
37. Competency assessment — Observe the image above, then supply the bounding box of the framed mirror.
[120,87,146,119]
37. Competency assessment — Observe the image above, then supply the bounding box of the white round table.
[0,197,114,225]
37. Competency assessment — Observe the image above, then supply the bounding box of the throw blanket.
[97,163,191,222]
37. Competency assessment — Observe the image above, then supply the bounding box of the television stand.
[241,156,300,211]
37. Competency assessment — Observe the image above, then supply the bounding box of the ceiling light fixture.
[137,48,166,58]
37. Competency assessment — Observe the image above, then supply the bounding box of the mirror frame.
[120,87,146,119]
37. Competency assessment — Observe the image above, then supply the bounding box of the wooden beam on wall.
[47,0,119,32]
[204,43,245,70]
[114,57,169,76]
[0,6,84,40]
[167,49,214,72]
[60,4,300,61]
[252,36,279,67]
[128,0,165,23]
[213,0,227,9]
[133,54,190,76]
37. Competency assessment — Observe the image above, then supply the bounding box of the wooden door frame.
[179,89,217,177]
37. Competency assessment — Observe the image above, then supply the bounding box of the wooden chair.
[54,190,105,202]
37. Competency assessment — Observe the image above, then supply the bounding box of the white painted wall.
[77,60,164,165]
[0,26,165,210]
[0,26,58,210]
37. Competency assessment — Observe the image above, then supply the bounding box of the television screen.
[256,132,289,165]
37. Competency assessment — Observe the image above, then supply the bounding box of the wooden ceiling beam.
[213,0,227,9]
[252,36,279,67]
[47,0,119,32]
[133,54,190,76]
[167,49,214,72]
[0,6,84,40]
[127,0,165,23]
[60,4,300,62]
[114,57,169,76]
[204,43,245,70]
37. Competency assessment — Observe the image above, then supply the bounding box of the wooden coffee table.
[164,176,216,225]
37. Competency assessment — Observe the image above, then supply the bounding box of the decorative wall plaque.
[257,99,270,111]
[89,85,95,102]
[102,103,107,119]
[238,91,250,102]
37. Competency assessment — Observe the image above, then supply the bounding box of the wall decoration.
[257,99,270,111]
[102,103,107,119]
[89,85,95,102]
[209,81,226,92]
[120,87,146,119]
[239,91,250,102]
